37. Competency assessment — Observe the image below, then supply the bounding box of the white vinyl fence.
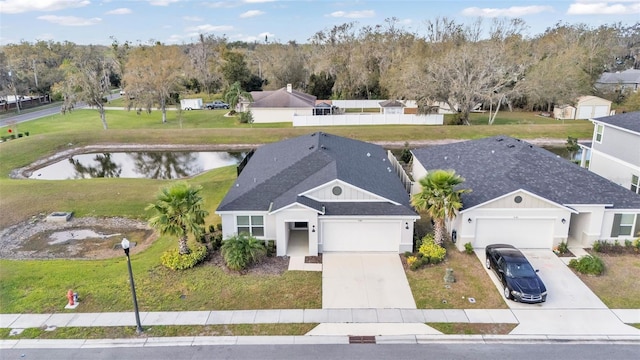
[292,113,443,127]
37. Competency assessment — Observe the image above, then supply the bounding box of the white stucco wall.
[274,207,318,256]
[250,108,313,123]
[589,151,637,188]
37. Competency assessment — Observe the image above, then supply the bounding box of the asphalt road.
[1,344,638,360]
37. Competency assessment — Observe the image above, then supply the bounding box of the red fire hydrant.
[67,289,74,306]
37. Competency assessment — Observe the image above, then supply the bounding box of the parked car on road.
[205,100,229,109]
[485,244,547,303]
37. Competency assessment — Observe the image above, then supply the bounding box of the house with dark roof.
[586,111,640,194]
[595,69,640,94]
[411,136,640,251]
[246,84,317,123]
[217,132,419,256]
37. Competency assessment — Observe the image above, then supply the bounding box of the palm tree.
[223,81,253,112]
[411,169,470,245]
[146,182,209,254]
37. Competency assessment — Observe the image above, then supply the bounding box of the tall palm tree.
[146,182,209,254]
[223,81,253,112]
[411,170,470,245]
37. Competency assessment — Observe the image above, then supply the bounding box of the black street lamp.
[121,238,143,334]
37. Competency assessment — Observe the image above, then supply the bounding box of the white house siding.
[599,210,640,242]
[251,108,313,123]
[274,207,319,256]
[591,125,640,169]
[319,217,413,253]
[292,114,443,127]
[219,211,273,241]
[304,181,382,202]
[589,151,638,188]
[568,205,606,247]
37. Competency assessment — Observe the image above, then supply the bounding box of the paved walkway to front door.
[322,253,417,309]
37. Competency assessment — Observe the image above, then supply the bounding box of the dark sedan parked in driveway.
[485,244,547,303]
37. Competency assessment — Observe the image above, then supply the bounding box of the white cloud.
[37,15,102,26]
[329,10,375,19]
[0,0,90,14]
[567,1,640,15]
[240,10,264,18]
[183,16,203,21]
[147,0,181,6]
[105,8,132,15]
[185,24,234,33]
[461,5,553,17]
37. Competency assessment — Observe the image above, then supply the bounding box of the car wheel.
[503,286,512,300]
[486,258,491,269]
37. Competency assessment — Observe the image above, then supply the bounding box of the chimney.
[286,84,292,93]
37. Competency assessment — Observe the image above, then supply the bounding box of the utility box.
[180,98,203,110]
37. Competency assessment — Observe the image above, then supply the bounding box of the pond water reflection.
[30,151,245,180]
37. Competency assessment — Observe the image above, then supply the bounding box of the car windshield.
[505,262,536,278]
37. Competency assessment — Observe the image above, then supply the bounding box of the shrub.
[221,233,266,271]
[634,238,640,251]
[418,235,447,264]
[210,232,223,251]
[624,239,633,248]
[400,142,412,164]
[569,255,605,276]
[403,251,412,257]
[265,240,276,257]
[161,244,208,270]
[557,241,569,255]
[464,242,474,255]
[239,111,253,124]
[592,240,603,252]
[406,256,418,267]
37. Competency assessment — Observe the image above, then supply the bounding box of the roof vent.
[309,145,315,150]
[387,167,392,172]
[321,145,327,150]
[311,133,317,137]
[496,138,503,142]
[507,144,515,148]
[366,152,371,157]
[491,150,495,154]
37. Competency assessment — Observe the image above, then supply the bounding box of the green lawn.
[0,107,593,314]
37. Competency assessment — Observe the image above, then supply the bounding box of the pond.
[29,151,245,180]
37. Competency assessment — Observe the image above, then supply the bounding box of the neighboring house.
[595,69,640,94]
[247,84,317,123]
[379,100,405,115]
[411,136,640,251]
[586,111,640,194]
[553,96,612,120]
[217,132,419,256]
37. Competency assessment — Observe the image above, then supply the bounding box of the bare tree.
[52,45,116,129]
[123,44,187,123]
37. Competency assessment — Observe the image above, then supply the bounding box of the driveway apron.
[322,253,417,309]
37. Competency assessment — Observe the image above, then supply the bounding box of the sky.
[0,0,639,46]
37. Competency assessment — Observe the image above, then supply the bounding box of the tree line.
[1,17,639,127]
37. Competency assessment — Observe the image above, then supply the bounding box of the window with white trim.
[595,124,604,143]
[611,214,636,237]
[236,215,264,237]
[631,175,640,194]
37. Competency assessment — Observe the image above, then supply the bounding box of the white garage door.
[474,218,554,249]
[577,106,592,119]
[593,105,609,118]
[321,221,398,252]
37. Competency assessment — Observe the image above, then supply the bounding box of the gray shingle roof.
[250,87,316,108]
[592,111,640,134]
[217,132,417,216]
[597,69,640,84]
[411,136,640,210]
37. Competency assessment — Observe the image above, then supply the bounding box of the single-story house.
[247,84,317,123]
[595,69,640,94]
[553,96,612,120]
[411,136,640,251]
[379,100,405,115]
[217,132,419,256]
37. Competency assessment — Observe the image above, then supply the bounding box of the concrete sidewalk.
[1,308,638,332]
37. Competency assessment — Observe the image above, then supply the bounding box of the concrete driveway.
[322,253,416,309]
[477,249,606,309]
